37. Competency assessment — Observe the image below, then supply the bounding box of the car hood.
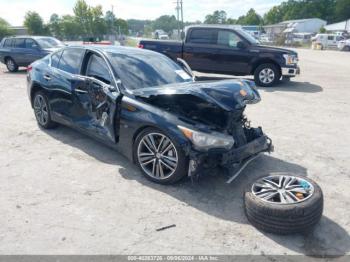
[131,79,261,111]
[253,45,298,56]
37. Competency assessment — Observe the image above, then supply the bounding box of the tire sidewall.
[6,58,18,72]
[133,127,188,185]
[33,91,56,129]
[254,63,281,87]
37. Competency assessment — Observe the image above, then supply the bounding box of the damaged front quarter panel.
[131,79,272,181]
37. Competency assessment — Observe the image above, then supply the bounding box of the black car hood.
[253,45,298,55]
[131,79,261,111]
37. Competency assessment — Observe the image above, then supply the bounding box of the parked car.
[138,25,300,87]
[311,33,344,50]
[338,39,350,51]
[27,46,273,184]
[0,36,64,72]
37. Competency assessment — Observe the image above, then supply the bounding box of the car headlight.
[283,54,298,65]
[178,126,234,151]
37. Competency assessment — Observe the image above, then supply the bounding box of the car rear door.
[12,38,27,66]
[47,48,86,126]
[183,28,221,72]
[24,38,44,64]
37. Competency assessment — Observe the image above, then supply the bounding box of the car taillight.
[27,65,33,72]
[137,44,144,49]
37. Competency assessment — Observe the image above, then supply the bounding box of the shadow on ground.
[196,75,323,93]
[44,125,349,256]
[3,69,27,74]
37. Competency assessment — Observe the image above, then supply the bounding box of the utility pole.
[175,0,180,39]
[180,0,184,33]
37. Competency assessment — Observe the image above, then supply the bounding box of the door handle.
[44,74,51,81]
[75,88,88,94]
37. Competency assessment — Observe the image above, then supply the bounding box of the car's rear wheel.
[244,174,323,235]
[343,46,350,51]
[33,91,57,129]
[134,127,188,184]
[254,63,280,87]
[6,58,18,72]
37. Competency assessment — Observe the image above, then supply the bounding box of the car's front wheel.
[6,58,18,72]
[134,128,188,184]
[254,63,281,87]
[33,91,57,129]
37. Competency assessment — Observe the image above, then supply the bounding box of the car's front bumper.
[281,66,300,77]
[187,128,273,180]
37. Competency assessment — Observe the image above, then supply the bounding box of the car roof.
[65,45,159,56]
[4,36,55,39]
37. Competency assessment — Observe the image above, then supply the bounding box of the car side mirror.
[176,58,195,80]
[237,41,247,49]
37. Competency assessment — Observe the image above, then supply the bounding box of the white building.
[324,19,350,33]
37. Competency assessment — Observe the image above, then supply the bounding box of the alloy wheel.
[259,68,275,84]
[33,94,49,126]
[7,59,15,71]
[251,175,314,204]
[137,133,178,180]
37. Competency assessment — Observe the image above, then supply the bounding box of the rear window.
[58,48,85,74]
[188,29,217,45]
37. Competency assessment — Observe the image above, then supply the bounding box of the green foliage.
[204,10,227,24]
[152,15,178,34]
[237,9,263,25]
[319,26,326,33]
[24,11,47,35]
[335,0,350,21]
[0,17,13,39]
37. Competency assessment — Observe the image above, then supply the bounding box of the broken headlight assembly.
[178,126,235,151]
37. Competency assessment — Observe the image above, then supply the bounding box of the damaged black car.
[27,46,273,184]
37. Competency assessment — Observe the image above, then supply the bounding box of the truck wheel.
[134,127,188,185]
[244,174,323,235]
[254,63,280,87]
[6,57,18,72]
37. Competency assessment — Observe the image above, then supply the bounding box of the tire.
[343,46,350,52]
[5,57,18,72]
[254,63,281,87]
[244,174,323,235]
[133,127,188,185]
[33,91,57,129]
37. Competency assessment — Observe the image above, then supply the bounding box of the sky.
[0,0,285,26]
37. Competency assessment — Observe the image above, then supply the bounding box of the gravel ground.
[0,48,349,256]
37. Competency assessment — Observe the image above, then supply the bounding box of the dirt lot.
[0,48,349,256]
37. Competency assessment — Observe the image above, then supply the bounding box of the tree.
[24,11,46,35]
[152,15,178,33]
[0,17,13,39]
[105,11,116,34]
[237,8,263,25]
[204,10,227,24]
[335,0,350,22]
[73,0,92,36]
[49,14,62,38]
[116,19,128,35]
[61,15,81,40]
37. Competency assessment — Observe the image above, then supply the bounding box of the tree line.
[205,0,350,26]
[1,0,349,40]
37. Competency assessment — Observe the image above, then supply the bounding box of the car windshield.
[36,37,64,48]
[107,51,192,90]
[237,29,260,45]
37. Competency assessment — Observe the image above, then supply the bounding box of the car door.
[183,28,221,72]
[47,48,86,126]
[72,52,119,143]
[214,29,252,75]
[24,38,43,64]
[12,38,27,66]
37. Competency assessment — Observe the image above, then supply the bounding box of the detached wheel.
[134,127,188,185]
[254,63,280,87]
[244,174,323,235]
[33,91,57,129]
[6,57,18,72]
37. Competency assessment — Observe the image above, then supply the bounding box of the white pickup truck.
[338,39,350,51]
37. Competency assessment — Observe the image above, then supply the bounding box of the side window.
[4,39,13,47]
[188,29,217,45]
[328,35,334,41]
[51,51,62,68]
[217,30,242,48]
[85,54,111,84]
[58,48,85,74]
[13,38,25,48]
[25,39,38,49]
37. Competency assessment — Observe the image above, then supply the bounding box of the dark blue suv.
[0,36,64,72]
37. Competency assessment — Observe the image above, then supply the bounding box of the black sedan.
[27,46,272,184]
